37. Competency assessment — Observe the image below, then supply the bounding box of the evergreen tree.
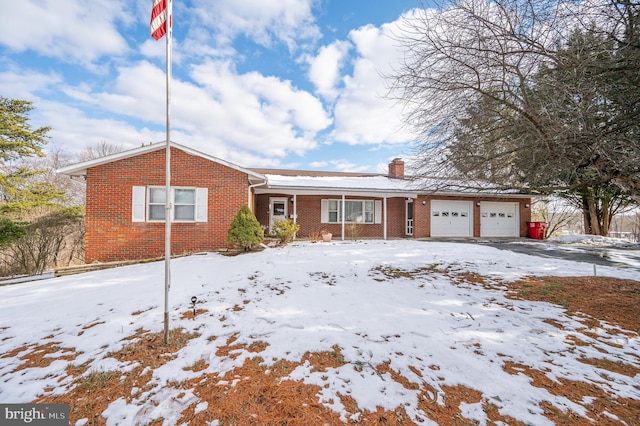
[0,98,76,273]
[0,97,49,162]
[227,205,264,251]
[1,97,61,216]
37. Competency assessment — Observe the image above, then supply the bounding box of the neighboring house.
[58,142,531,263]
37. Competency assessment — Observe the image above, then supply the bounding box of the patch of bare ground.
[501,276,640,424]
[177,356,341,425]
[504,361,640,424]
[179,347,424,425]
[180,308,208,320]
[416,382,524,425]
[9,342,77,371]
[33,327,199,425]
[507,276,640,334]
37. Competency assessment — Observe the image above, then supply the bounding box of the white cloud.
[187,60,331,158]
[0,0,419,170]
[40,101,160,151]
[303,158,373,173]
[37,59,331,166]
[188,0,321,51]
[327,159,372,173]
[306,40,352,100]
[0,66,63,100]
[0,0,131,65]
[308,160,328,168]
[331,21,417,146]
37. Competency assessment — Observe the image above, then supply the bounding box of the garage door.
[480,202,519,237]
[431,200,473,237]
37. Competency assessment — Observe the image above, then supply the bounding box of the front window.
[328,200,375,224]
[148,187,196,221]
[148,188,167,221]
[174,188,195,221]
[329,200,340,223]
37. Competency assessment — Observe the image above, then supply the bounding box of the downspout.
[248,180,267,211]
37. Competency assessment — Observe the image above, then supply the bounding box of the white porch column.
[293,194,297,223]
[341,194,346,241]
[383,197,388,240]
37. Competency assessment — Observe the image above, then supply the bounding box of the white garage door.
[480,202,519,237]
[431,200,473,237]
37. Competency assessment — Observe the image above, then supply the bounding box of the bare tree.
[24,145,86,206]
[76,140,124,162]
[531,197,577,238]
[389,0,640,234]
[1,205,84,276]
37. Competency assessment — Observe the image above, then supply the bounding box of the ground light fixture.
[190,296,197,318]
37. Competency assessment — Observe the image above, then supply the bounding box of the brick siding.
[84,147,532,261]
[85,147,249,262]
[256,194,531,240]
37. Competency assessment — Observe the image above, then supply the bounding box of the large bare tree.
[390,0,640,234]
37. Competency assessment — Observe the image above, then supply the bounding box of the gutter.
[248,180,267,210]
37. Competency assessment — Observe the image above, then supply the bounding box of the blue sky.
[0,0,426,173]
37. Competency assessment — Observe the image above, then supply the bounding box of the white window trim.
[321,199,382,224]
[132,186,208,223]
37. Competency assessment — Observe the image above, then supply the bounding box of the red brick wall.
[414,196,531,238]
[85,147,249,262]
[255,194,408,239]
[256,194,531,239]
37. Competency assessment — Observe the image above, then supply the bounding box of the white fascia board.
[429,191,531,198]
[255,187,418,198]
[56,141,266,182]
[56,143,164,176]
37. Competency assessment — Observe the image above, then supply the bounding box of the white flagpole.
[163,0,172,345]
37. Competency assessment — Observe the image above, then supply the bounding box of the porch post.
[293,194,297,224]
[383,197,388,240]
[341,194,346,241]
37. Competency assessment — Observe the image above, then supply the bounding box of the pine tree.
[227,205,264,251]
[1,97,60,216]
[1,97,49,162]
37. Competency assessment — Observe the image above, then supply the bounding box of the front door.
[269,197,288,234]
[406,200,414,235]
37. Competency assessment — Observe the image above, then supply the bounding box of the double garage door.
[430,200,519,237]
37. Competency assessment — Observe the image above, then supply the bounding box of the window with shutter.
[132,186,208,223]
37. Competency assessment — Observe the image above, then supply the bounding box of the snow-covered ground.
[551,234,639,247]
[1,240,638,425]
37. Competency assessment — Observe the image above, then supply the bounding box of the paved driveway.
[471,238,640,271]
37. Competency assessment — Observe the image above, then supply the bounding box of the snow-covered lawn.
[1,240,638,425]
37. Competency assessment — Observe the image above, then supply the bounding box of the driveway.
[468,238,640,271]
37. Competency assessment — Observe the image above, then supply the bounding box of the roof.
[256,173,419,197]
[56,141,266,182]
[57,141,530,198]
[254,172,530,198]
[250,168,382,178]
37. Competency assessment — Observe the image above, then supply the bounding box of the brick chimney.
[388,158,405,179]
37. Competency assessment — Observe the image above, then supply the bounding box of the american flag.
[150,0,170,40]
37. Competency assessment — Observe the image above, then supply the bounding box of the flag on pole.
[150,0,170,40]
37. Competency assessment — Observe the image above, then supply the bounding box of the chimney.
[388,158,405,179]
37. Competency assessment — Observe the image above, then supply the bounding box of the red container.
[528,222,547,240]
